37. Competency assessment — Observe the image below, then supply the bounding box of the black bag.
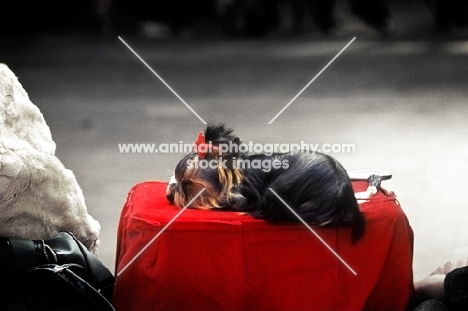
[0,232,115,310]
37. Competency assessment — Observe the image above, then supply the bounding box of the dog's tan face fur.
[168,153,244,210]
[0,63,100,253]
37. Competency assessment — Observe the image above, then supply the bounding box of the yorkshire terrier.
[166,124,365,242]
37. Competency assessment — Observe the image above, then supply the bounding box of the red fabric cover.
[114,181,414,311]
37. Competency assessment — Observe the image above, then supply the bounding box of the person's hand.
[430,258,468,276]
[414,274,446,302]
[414,258,468,303]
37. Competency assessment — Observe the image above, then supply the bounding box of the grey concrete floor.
[1,1,468,283]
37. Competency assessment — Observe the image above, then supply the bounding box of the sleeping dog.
[167,124,365,242]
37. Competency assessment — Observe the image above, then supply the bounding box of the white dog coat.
[0,63,100,253]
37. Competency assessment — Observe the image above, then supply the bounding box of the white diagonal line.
[268,37,356,124]
[268,188,357,275]
[118,36,207,124]
[117,188,206,276]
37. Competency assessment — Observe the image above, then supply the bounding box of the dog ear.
[174,178,220,209]
[166,183,176,204]
[213,136,242,166]
[201,126,244,163]
[334,176,366,243]
[204,124,236,143]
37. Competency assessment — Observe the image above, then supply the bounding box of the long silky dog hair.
[167,124,365,242]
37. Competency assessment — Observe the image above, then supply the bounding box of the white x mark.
[268,188,357,275]
[268,37,356,124]
[117,188,206,276]
[118,36,207,124]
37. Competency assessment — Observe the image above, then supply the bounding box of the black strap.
[9,264,115,311]
[62,267,114,310]
[8,238,42,276]
[0,232,115,309]
[40,232,88,268]
[0,237,18,304]
[67,232,115,300]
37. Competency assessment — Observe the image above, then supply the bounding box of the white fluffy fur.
[0,63,100,253]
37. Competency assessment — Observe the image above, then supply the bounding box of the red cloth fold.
[114,181,414,310]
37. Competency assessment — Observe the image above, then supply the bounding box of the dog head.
[167,124,245,209]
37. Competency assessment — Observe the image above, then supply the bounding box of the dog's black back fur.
[239,153,365,242]
[168,124,365,243]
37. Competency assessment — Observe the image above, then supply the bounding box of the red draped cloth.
[114,181,414,310]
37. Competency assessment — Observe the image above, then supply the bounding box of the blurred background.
[1,0,468,282]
